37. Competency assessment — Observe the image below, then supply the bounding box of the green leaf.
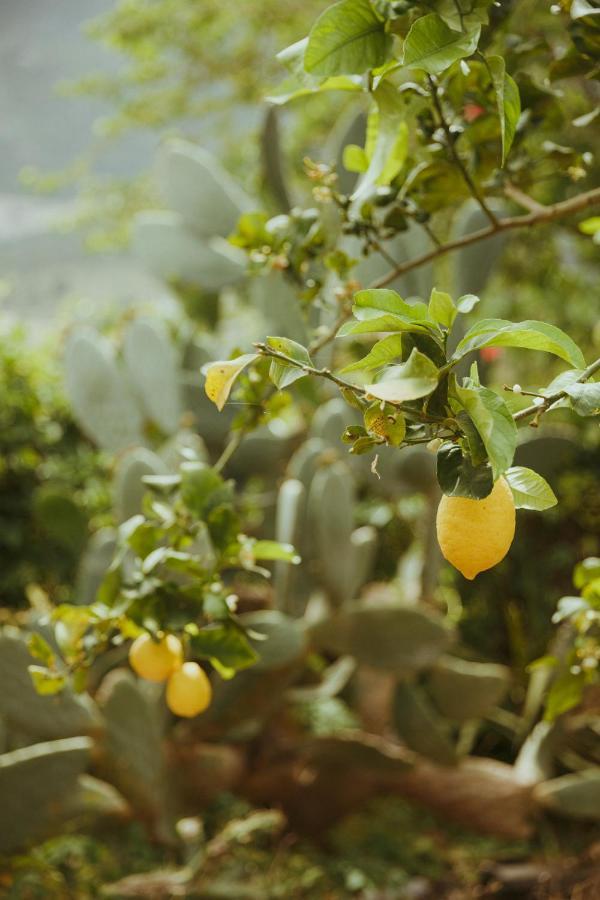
[180,462,232,520]
[28,633,56,667]
[267,74,363,106]
[428,288,456,328]
[579,216,600,236]
[304,0,392,77]
[435,0,493,30]
[488,56,521,165]
[453,319,586,368]
[28,666,67,696]
[544,671,585,721]
[453,380,517,480]
[456,293,480,314]
[436,442,493,499]
[563,381,600,416]
[343,143,369,173]
[251,540,301,564]
[350,289,431,322]
[339,314,431,337]
[402,13,480,76]
[266,336,313,389]
[505,467,558,510]
[574,557,600,589]
[187,622,258,671]
[352,82,409,205]
[339,334,404,374]
[364,349,439,402]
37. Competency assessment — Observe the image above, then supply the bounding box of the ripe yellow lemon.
[166,662,212,717]
[436,476,516,580]
[129,633,183,683]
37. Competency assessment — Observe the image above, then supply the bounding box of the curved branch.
[370,187,600,290]
[513,356,600,424]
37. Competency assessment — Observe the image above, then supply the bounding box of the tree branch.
[370,187,600,290]
[253,342,449,425]
[512,356,600,424]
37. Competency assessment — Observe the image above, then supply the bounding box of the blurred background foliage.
[1,0,599,896]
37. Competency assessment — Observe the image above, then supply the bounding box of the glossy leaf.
[266,336,313,388]
[352,82,409,205]
[428,288,456,328]
[505,466,558,510]
[453,319,586,368]
[364,349,439,402]
[187,622,259,671]
[339,334,404,374]
[453,380,517,480]
[488,55,521,165]
[203,353,258,410]
[304,0,392,77]
[563,380,600,415]
[352,288,431,320]
[436,442,494,499]
[402,14,480,76]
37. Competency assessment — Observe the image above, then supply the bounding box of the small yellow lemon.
[436,476,516,580]
[166,662,212,717]
[129,633,183,683]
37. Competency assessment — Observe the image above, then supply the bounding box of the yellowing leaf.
[203,353,258,411]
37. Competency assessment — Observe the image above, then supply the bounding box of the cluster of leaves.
[207,285,598,502]
[538,556,600,721]
[33,454,298,693]
[0,329,111,609]
[269,0,598,218]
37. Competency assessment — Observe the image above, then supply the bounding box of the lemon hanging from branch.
[436,477,516,580]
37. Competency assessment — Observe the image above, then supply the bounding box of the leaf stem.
[427,74,499,228]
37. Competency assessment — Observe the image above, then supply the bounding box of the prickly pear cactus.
[132,210,246,292]
[0,737,92,853]
[96,670,169,829]
[157,138,253,237]
[123,318,182,435]
[0,630,100,740]
[74,527,118,606]
[427,656,511,722]
[307,462,354,604]
[113,447,168,522]
[64,327,144,452]
[533,770,600,822]
[393,682,457,766]
[311,601,452,674]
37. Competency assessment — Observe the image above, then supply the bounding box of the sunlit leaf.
[339,334,404,374]
[488,55,521,165]
[402,14,480,76]
[364,349,439,402]
[453,319,586,368]
[203,353,258,411]
[453,379,517,480]
[304,0,392,77]
[505,466,558,510]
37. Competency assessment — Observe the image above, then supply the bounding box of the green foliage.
[0,330,110,608]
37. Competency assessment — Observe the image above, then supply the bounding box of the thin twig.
[308,304,353,354]
[503,182,546,214]
[253,342,448,425]
[370,186,600,289]
[428,74,499,227]
[512,357,600,424]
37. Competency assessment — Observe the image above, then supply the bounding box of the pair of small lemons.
[128,634,211,717]
[436,476,516,580]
